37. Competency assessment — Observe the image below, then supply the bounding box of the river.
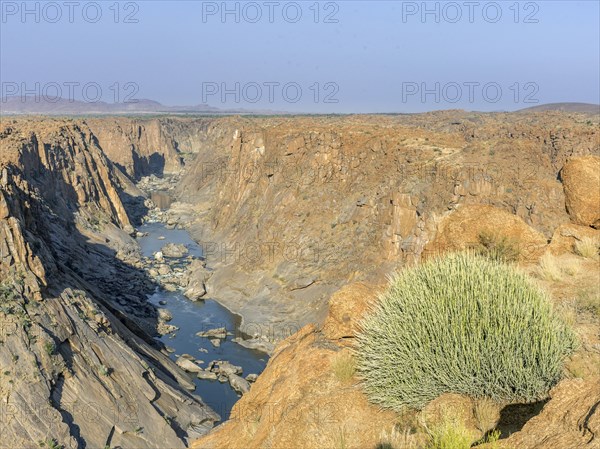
[138,221,268,421]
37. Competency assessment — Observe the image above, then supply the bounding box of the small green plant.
[39,439,63,449]
[332,351,356,383]
[98,364,110,376]
[357,252,577,411]
[574,237,599,259]
[44,340,56,356]
[425,419,472,449]
[477,231,520,263]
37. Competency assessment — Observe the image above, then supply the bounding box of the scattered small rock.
[157,308,173,322]
[196,327,227,339]
[197,370,218,381]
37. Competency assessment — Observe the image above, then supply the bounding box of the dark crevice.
[50,374,86,449]
[580,400,600,443]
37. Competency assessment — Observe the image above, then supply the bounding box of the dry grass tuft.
[332,351,356,383]
[574,237,600,259]
[538,253,562,281]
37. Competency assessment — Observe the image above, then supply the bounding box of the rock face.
[0,120,218,448]
[174,112,599,332]
[2,113,599,449]
[561,156,600,228]
[425,204,548,262]
[86,117,215,180]
[321,282,378,340]
[502,377,600,449]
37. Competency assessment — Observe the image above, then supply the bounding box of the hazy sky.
[1,1,599,112]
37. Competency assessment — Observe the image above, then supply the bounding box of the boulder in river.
[196,327,228,339]
[154,251,164,261]
[214,361,243,376]
[158,264,172,276]
[161,243,189,258]
[209,338,221,348]
[176,357,202,373]
[157,308,173,322]
[197,370,218,381]
[229,374,251,395]
[157,322,179,335]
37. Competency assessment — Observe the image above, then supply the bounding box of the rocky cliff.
[0,119,219,448]
[172,111,599,333]
[84,117,218,181]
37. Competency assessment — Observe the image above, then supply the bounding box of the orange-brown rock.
[501,377,600,449]
[425,204,548,262]
[548,222,600,255]
[322,282,380,340]
[561,156,600,228]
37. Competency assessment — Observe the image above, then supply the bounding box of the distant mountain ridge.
[518,102,600,114]
[0,96,281,115]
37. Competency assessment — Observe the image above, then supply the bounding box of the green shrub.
[356,252,576,411]
[43,340,56,356]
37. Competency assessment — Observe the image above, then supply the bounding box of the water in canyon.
[138,222,268,421]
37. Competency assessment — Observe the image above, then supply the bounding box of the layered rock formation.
[0,119,218,448]
[171,111,599,333]
[85,117,216,180]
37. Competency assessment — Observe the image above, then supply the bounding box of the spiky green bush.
[356,252,576,411]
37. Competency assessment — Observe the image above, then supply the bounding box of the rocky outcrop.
[85,117,217,180]
[425,204,548,262]
[561,155,600,228]
[321,282,379,340]
[0,119,219,448]
[548,222,600,255]
[501,377,600,449]
[2,112,599,449]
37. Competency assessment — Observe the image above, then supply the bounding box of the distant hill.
[518,102,600,114]
[0,96,281,115]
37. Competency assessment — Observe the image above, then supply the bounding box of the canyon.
[0,110,599,448]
